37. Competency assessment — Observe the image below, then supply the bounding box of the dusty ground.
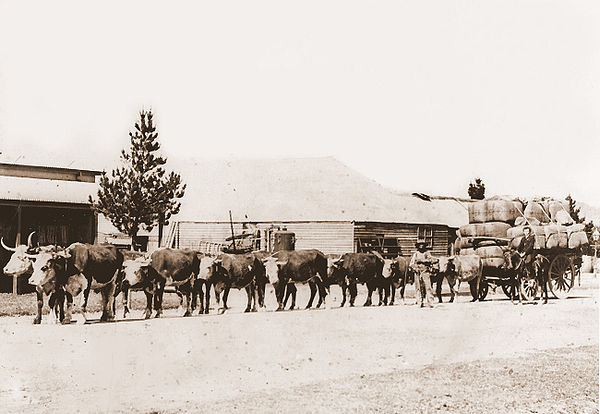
[0,274,598,413]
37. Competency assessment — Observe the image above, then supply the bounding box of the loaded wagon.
[456,198,587,301]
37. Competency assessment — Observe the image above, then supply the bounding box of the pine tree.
[90,110,186,247]
[565,194,583,223]
[468,178,485,200]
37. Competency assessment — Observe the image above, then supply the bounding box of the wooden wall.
[353,221,451,258]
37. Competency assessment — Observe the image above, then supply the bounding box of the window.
[417,226,434,248]
[356,235,401,257]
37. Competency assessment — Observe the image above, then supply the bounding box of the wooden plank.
[0,163,100,183]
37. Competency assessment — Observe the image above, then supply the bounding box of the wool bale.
[459,222,511,238]
[511,236,523,249]
[565,223,585,237]
[474,245,504,258]
[543,224,567,238]
[555,210,574,226]
[568,231,589,249]
[468,200,523,224]
[459,247,476,256]
[453,254,482,282]
[514,216,541,227]
[481,257,506,268]
[524,201,550,224]
[456,237,503,250]
[546,233,568,249]
[547,200,570,221]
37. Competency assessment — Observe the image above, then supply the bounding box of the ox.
[380,256,413,305]
[28,243,123,323]
[2,234,66,324]
[327,252,388,307]
[148,248,199,318]
[206,253,262,314]
[437,254,483,302]
[263,249,328,311]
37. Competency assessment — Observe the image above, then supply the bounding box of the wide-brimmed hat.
[415,241,428,248]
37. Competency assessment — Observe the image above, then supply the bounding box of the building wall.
[169,221,354,255]
[353,222,450,258]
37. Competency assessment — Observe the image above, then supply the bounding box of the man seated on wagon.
[518,226,536,276]
[409,241,437,308]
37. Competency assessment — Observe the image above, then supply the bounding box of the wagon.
[463,237,581,301]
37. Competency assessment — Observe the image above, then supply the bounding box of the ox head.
[381,259,395,279]
[121,256,152,288]
[28,247,70,294]
[262,256,286,284]
[198,256,219,281]
[325,256,345,284]
[2,232,38,276]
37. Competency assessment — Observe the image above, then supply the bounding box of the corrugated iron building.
[0,163,101,293]
[162,157,469,257]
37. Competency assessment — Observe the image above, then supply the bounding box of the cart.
[463,237,581,301]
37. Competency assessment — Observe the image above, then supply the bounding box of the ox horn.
[24,251,38,259]
[27,232,36,248]
[1,237,17,252]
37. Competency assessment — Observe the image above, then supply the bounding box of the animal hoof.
[61,318,71,325]
[33,318,41,325]
[154,313,162,318]
[183,311,191,317]
[251,308,258,313]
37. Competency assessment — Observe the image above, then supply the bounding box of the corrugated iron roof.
[172,157,469,227]
[0,175,97,205]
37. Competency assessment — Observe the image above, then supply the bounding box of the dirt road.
[1,275,598,413]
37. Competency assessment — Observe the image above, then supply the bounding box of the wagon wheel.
[501,278,518,299]
[519,276,538,301]
[549,254,575,299]
[469,279,489,301]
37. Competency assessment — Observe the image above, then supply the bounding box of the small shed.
[0,163,101,293]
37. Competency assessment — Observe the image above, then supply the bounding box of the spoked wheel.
[501,279,518,300]
[549,254,575,299]
[519,274,538,301]
[470,279,489,301]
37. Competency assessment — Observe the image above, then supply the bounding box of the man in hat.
[409,241,437,308]
[517,226,536,276]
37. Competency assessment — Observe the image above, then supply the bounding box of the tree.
[565,194,595,255]
[90,110,186,248]
[468,178,485,200]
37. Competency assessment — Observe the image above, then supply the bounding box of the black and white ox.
[28,243,123,323]
[2,233,67,324]
[120,248,199,318]
[262,249,328,311]
[205,253,263,314]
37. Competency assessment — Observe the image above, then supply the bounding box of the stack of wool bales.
[456,198,524,267]
[506,199,588,250]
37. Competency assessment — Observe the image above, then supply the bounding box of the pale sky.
[1,1,599,205]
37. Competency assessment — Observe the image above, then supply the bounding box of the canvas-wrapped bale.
[568,231,589,249]
[475,245,506,268]
[546,200,569,220]
[543,224,567,238]
[456,238,502,250]
[555,210,574,226]
[546,233,568,249]
[458,222,511,238]
[452,254,483,283]
[459,247,476,256]
[524,201,550,224]
[565,223,585,237]
[515,216,540,227]
[467,199,524,224]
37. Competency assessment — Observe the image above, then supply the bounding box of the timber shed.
[162,157,469,258]
[0,162,101,293]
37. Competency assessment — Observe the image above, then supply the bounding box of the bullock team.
[2,233,492,325]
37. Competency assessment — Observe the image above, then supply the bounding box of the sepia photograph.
[0,1,598,413]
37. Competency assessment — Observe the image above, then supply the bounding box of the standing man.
[518,226,536,276]
[409,241,437,308]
